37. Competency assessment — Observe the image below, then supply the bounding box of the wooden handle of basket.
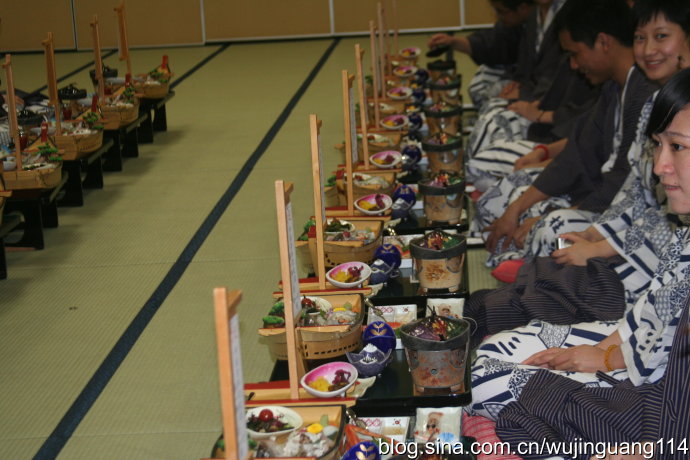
[114,1,132,76]
[3,54,23,169]
[41,33,62,134]
[90,15,106,104]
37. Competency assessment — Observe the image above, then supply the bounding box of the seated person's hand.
[427,33,454,49]
[484,208,520,252]
[514,148,548,171]
[551,233,596,266]
[499,81,520,100]
[513,216,540,249]
[507,100,541,121]
[522,347,565,367]
[525,345,607,373]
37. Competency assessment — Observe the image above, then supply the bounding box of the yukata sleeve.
[468,22,522,67]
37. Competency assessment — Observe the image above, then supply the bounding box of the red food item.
[259,409,274,422]
[375,194,387,209]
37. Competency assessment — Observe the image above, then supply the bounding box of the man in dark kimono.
[481,0,658,266]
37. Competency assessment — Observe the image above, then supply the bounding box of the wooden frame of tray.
[134,78,169,99]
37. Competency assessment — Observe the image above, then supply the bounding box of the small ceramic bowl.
[246,405,303,440]
[301,362,358,398]
[346,344,393,377]
[371,151,403,169]
[342,441,381,460]
[326,261,372,289]
[354,194,393,216]
[386,86,413,101]
[380,114,409,131]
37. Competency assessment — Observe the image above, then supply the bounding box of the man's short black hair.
[491,0,535,12]
[556,0,634,47]
[634,0,690,37]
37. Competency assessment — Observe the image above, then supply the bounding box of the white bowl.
[380,114,409,131]
[393,65,418,78]
[300,362,358,398]
[354,193,393,215]
[386,86,412,101]
[370,151,402,169]
[326,262,372,289]
[246,406,303,440]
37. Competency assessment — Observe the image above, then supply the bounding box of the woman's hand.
[513,216,540,248]
[522,348,565,367]
[551,233,597,266]
[544,345,607,373]
[507,100,541,122]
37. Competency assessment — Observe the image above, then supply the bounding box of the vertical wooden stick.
[393,0,399,57]
[114,1,132,76]
[3,54,23,171]
[41,33,61,134]
[369,21,381,128]
[212,288,252,460]
[90,15,106,104]
[378,2,391,79]
[342,71,357,210]
[274,181,306,398]
[355,45,372,169]
[309,115,327,290]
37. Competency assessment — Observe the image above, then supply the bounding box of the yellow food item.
[333,271,352,282]
[309,377,331,392]
[357,200,376,211]
[307,423,324,434]
[333,307,346,312]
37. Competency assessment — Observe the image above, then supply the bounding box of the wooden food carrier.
[42,31,103,160]
[2,55,63,191]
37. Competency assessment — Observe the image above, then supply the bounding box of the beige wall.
[2,0,495,51]
[204,0,331,41]
[1,0,74,51]
[72,0,203,49]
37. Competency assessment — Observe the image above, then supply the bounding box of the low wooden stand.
[58,138,113,207]
[103,112,148,171]
[138,90,174,143]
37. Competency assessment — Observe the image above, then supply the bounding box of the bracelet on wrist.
[534,144,550,161]
[603,344,619,372]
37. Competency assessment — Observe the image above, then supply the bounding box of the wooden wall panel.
[73,0,203,49]
[204,0,330,41]
[0,0,75,51]
[334,0,461,33]
[464,0,495,26]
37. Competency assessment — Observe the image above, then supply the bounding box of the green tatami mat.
[1,34,493,460]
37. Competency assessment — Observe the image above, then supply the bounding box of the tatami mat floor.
[0,35,499,459]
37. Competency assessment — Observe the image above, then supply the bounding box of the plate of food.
[324,218,356,235]
[326,261,372,289]
[246,406,303,440]
[370,150,403,169]
[380,114,408,131]
[354,193,393,215]
[386,86,413,101]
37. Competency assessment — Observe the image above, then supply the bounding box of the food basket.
[336,172,396,205]
[55,130,103,160]
[259,293,364,361]
[2,164,62,190]
[307,220,383,268]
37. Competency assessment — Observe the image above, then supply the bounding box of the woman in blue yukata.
[469,68,690,433]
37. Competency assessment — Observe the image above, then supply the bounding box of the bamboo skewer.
[3,55,23,171]
[41,33,61,135]
[114,1,132,77]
